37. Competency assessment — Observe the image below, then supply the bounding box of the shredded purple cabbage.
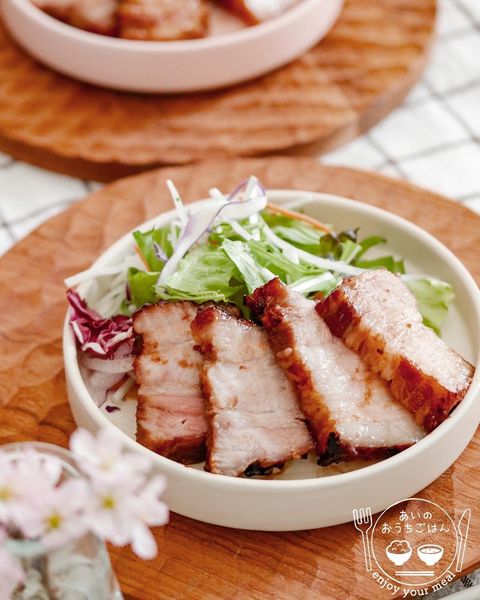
[67,289,133,359]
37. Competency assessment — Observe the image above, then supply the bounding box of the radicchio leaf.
[67,289,133,358]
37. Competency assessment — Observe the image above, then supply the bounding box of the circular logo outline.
[371,498,458,587]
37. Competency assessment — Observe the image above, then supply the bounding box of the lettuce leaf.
[261,213,323,253]
[405,277,455,335]
[221,240,268,294]
[355,256,405,274]
[133,226,176,271]
[127,268,159,307]
[156,244,244,306]
[129,208,455,335]
[247,239,318,282]
[356,235,387,259]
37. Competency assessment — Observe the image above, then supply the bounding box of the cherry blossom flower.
[0,427,169,566]
[0,528,24,599]
[85,477,142,548]
[19,478,90,549]
[86,474,168,559]
[70,428,152,484]
[0,451,62,528]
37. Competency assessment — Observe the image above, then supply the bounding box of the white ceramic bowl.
[63,190,480,531]
[1,0,343,93]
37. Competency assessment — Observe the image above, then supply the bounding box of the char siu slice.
[190,305,313,477]
[247,278,425,464]
[316,270,474,431]
[133,301,206,464]
[34,0,118,35]
[118,0,209,40]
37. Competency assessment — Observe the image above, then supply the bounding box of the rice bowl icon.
[386,540,412,566]
[417,544,444,566]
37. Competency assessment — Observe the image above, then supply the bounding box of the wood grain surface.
[0,158,478,600]
[0,0,435,181]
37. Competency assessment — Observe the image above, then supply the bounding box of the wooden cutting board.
[0,158,478,600]
[0,0,435,181]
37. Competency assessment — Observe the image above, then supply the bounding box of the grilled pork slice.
[33,0,118,35]
[246,279,425,464]
[317,270,474,432]
[217,0,299,25]
[118,0,208,40]
[133,302,206,464]
[191,305,313,477]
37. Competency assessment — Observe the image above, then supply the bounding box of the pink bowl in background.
[1,0,344,93]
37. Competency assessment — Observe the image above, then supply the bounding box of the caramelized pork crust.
[316,270,474,431]
[118,0,208,40]
[191,305,313,477]
[247,278,425,464]
[33,0,118,35]
[133,301,206,464]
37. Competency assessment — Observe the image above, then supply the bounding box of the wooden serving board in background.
[0,158,478,600]
[0,0,435,181]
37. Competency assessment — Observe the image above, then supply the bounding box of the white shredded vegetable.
[282,244,300,265]
[107,374,136,404]
[291,272,339,294]
[166,179,188,226]
[261,221,365,276]
[225,218,254,241]
[158,176,267,288]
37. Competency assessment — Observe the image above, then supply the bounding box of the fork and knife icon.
[353,507,471,574]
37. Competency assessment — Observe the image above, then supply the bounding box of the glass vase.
[2,442,123,600]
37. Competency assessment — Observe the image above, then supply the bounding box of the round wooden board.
[0,158,478,600]
[0,0,435,182]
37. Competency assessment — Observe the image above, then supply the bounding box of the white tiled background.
[0,1,479,597]
[322,0,480,209]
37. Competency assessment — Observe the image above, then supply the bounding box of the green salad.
[117,177,453,334]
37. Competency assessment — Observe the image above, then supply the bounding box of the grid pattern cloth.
[0,1,478,597]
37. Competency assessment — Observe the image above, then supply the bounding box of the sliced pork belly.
[133,302,206,464]
[190,305,313,477]
[217,0,299,25]
[317,270,474,432]
[33,0,118,35]
[118,0,209,40]
[246,279,425,464]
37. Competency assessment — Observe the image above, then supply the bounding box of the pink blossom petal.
[57,478,90,512]
[90,510,130,547]
[97,427,126,458]
[16,451,62,487]
[142,475,167,499]
[130,521,158,560]
[42,517,88,549]
[122,452,154,476]
[69,429,100,463]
